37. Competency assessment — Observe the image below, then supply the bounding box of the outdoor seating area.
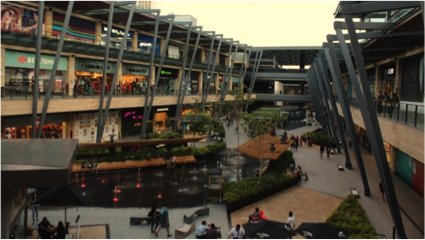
[183,207,210,224]
[174,223,195,239]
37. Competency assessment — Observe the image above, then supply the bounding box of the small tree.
[241,111,287,179]
[185,113,213,138]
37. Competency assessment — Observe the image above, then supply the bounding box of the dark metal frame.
[335,16,406,238]
[199,33,216,113]
[37,1,74,138]
[31,1,44,138]
[245,50,263,111]
[323,41,371,196]
[306,70,329,133]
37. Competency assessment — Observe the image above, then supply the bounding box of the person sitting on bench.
[248,208,260,222]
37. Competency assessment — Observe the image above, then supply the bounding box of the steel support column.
[237,48,247,89]
[307,70,329,134]
[239,49,252,89]
[338,16,405,238]
[201,35,223,111]
[221,42,240,98]
[37,1,74,138]
[98,2,135,141]
[96,1,114,143]
[305,73,324,128]
[174,27,203,130]
[219,40,233,101]
[312,61,339,145]
[31,1,44,138]
[317,51,351,169]
[200,33,216,112]
[245,50,262,111]
[141,11,160,139]
[144,16,175,138]
[324,41,371,196]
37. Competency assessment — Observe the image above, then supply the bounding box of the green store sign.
[5,50,68,71]
[161,70,172,75]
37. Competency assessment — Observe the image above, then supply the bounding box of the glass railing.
[342,97,424,130]
[252,90,311,95]
[1,86,219,100]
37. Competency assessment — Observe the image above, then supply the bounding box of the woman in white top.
[227,224,244,239]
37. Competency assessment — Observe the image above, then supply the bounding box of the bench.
[337,164,344,171]
[183,207,210,224]
[130,217,152,225]
[350,188,360,198]
[175,223,195,239]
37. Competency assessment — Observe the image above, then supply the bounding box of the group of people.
[165,155,177,168]
[375,91,400,114]
[149,204,172,237]
[37,217,67,239]
[195,221,222,239]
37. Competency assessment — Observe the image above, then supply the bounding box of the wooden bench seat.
[130,216,152,225]
[175,223,195,239]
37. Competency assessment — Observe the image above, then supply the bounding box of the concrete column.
[132,32,138,51]
[215,74,219,92]
[95,22,102,45]
[375,65,382,97]
[0,189,18,239]
[44,8,53,38]
[216,53,220,65]
[391,147,399,173]
[67,55,75,97]
[395,58,403,97]
[0,117,5,139]
[229,75,233,91]
[199,71,203,92]
[160,39,165,56]
[201,49,205,63]
[150,66,156,86]
[1,47,5,88]
[117,63,122,88]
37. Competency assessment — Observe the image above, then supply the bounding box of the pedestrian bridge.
[253,92,312,102]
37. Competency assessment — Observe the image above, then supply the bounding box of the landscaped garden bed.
[326,195,378,239]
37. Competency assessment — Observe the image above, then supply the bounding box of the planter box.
[225,178,298,214]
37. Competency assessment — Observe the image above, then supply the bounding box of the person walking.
[319,145,325,159]
[287,211,296,239]
[149,205,160,233]
[326,146,331,159]
[294,137,299,151]
[227,224,244,239]
[379,182,385,202]
[155,204,172,237]
[29,193,39,222]
[377,91,384,113]
[299,136,303,147]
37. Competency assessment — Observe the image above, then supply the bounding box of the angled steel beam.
[175,27,203,130]
[309,69,328,132]
[237,47,247,89]
[317,50,351,169]
[324,40,371,196]
[37,1,74,138]
[338,15,406,238]
[144,16,175,138]
[239,49,252,90]
[340,1,420,15]
[221,41,239,98]
[309,66,331,134]
[96,1,115,143]
[336,21,395,30]
[245,50,262,111]
[312,60,339,146]
[173,23,194,129]
[305,71,326,131]
[200,33,216,109]
[141,11,160,139]
[201,34,223,112]
[421,1,424,21]
[219,40,234,101]
[114,1,136,6]
[32,1,44,138]
[98,2,135,141]
[327,30,424,41]
[77,8,128,15]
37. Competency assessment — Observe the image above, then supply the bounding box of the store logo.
[18,56,26,63]
[161,70,172,75]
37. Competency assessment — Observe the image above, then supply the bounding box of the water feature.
[68,148,262,208]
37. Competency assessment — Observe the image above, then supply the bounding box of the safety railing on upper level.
[251,90,311,95]
[336,96,424,130]
[1,86,221,101]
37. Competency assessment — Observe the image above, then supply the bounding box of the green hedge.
[308,131,334,147]
[326,195,378,239]
[213,121,226,138]
[76,147,167,164]
[223,174,293,203]
[223,150,295,203]
[144,131,182,140]
[171,142,226,157]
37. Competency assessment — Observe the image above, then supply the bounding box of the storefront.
[101,24,133,50]
[3,114,66,139]
[4,50,67,93]
[397,150,424,196]
[74,58,116,95]
[122,63,149,94]
[137,33,161,55]
[384,142,393,171]
[157,67,179,94]
[154,107,171,132]
[121,108,144,138]
[185,71,200,94]
[231,76,240,90]
[72,110,120,143]
[401,55,423,102]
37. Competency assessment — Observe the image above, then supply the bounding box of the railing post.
[414,105,418,127]
[405,104,408,124]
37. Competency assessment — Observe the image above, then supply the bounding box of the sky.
[155,1,340,47]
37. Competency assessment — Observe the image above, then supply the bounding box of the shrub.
[223,174,293,203]
[309,132,334,147]
[266,150,295,176]
[212,121,226,138]
[326,195,378,239]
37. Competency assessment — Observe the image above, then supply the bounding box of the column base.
[364,187,371,197]
[345,161,352,170]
